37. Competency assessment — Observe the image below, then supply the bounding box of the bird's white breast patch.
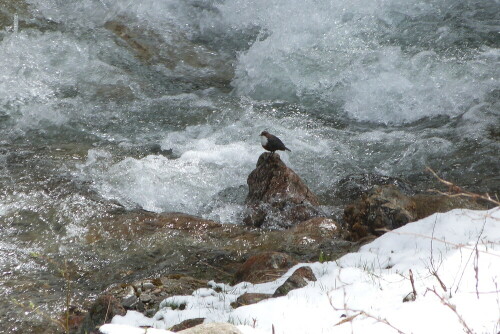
[260,135,268,146]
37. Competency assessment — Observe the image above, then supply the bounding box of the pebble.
[139,293,152,303]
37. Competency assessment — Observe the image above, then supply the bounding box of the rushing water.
[0,0,499,331]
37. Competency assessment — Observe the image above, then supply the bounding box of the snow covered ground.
[100,208,500,334]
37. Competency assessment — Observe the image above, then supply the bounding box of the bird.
[260,131,291,154]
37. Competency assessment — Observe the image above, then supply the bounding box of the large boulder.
[343,185,416,241]
[343,185,488,242]
[243,153,322,228]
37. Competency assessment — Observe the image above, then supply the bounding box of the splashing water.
[0,0,498,332]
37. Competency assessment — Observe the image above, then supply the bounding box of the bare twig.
[428,217,448,293]
[454,217,487,294]
[427,287,474,334]
[409,269,417,298]
[426,167,500,206]
[103,296,112,325]
[328,290,407,334]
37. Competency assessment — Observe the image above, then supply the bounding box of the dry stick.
[333,310,407,334]
[427,287,474,334]
[429,216,447,293]
[409,269,417,298]
[329,291,407,334]
[103,296,112,325]
[426,167,500,206]
[454,216,487,295]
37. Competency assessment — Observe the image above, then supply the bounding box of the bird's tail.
[285,147,291,152]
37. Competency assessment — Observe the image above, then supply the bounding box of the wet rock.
[412,194,486,220]
[335,173,415,204]
[290,217,340,245]
[344,185,416,242]
[233,252,297,284]
[344,185,489,242]
[104,275,209,317]
[244,153,323,228]
[177,323,243,334]
[139,293,152,303]
[103,20,233,92]
[78,295,125,334]
[231,293,273,308]
[65,306,86,334]
[170,318,205,332]
[273,266,316,297]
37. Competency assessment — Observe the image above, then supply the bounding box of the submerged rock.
[244,152,323,228]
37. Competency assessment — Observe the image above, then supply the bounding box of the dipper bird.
[260,131,291,154]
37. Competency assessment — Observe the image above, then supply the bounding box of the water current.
[0,0,498,332]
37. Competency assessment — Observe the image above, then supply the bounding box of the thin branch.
[409,269,417,298]
[427,287,474,334]
[426,167,500,206]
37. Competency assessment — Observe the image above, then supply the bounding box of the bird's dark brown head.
[260,131,270,137]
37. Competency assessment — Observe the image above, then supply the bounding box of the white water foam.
[214,0,499,124]
[0,30,129,128]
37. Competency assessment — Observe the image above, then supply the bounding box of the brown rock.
[273,266,317,297]
[170,318,205,332]
[231,293,273,308]
[344,185,489,242]
[78,295,126,334]
[344,185,416,241]
[233,252,297,284]
[244,152,322,228]
[290,217,340,244]
[412,194,486,220]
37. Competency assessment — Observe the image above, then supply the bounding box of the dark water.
[0,0,498,331]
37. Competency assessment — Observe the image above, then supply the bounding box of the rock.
[170,318,205,332]
[104,275,209,317]
[244,152,323,228]
[343,185,489,242]
[412,194,486,220]
[290,217,340,245]
[139,293,152,303]
[273,266,317,297]
[78,295,126,334]
[103,20,233,91]
[178,323,243,334]
[231,293,273,308]
[334,173,414,204]
[233,252,297,284]
[344,185,416,241]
